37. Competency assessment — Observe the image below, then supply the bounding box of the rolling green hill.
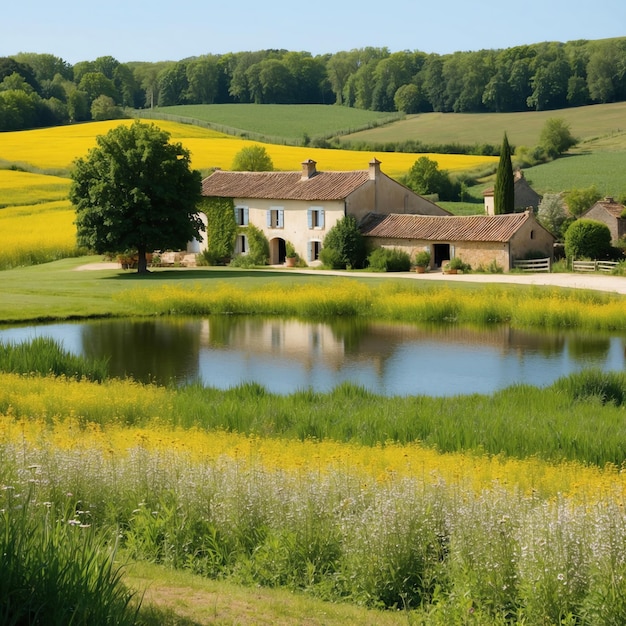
[138,104,402,144]
[338,101,626,153]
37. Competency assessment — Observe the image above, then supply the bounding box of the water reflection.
[0,317,624,396]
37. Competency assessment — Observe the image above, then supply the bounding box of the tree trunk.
[137,245,149,274]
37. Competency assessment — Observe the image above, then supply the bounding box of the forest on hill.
[1,37,626,132]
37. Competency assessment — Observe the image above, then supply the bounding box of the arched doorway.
[270,238,287,265]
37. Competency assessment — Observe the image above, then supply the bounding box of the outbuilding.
[580,197,626,244]
[360,210,555,271]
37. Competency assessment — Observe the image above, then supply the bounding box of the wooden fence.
[513,258,551,272]
[572,260,618,273]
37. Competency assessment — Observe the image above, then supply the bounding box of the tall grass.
[2,367,626,467]
[0,488,140,625]
[119,280,626,331]
[0,337,108,381]
[2,431,626,620]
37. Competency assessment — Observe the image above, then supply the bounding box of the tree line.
[2,37,626,131]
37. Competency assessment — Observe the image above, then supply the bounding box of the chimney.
[301,159,317,180]
[368,158,381,180]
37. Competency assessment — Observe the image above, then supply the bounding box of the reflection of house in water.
[198,317,578,377]
[199,318,348,370]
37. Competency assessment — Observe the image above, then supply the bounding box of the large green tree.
[494,132,514,214]
[70,121,204,273]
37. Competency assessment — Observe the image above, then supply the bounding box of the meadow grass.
[0,336,108,380]
[0,488,139,625]
[119,279,626,331]
[3,420,626,621]
[2,365,626,467]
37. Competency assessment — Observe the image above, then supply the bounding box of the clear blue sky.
[5,0,626,64]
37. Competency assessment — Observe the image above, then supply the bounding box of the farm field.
[0,118,496,178]
[142,103,402,143]
[338,101,626,151]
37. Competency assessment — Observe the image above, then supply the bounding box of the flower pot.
[285,257,296,267]
[414,266,426,273]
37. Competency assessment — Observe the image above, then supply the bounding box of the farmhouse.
[483,170,542,215]
[359,210,555,271]
[580,197,626,244]
[200,158,449,265]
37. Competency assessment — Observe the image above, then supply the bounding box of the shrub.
[413,249,431,268]
[321,216,367,269]
[230,223,269,267]
[367,247,411,272]
[319,246,344,269]
[564,219,612,260]
[447,257,471,272]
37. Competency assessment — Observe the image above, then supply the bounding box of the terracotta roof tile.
[201,169,370,201]
[360,212,532,242]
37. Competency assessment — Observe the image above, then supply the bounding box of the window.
[235,234,248,254]
[308,240,322,262]
[267,207,284,229]
[308,207,325,229]
[234,206,248,226]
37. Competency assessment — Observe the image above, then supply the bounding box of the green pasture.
[140,103,401,143]
[338,101,626,151]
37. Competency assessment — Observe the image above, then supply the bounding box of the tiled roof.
[591,199,625,218]
[360,212,533,242]
[201,169,370,201]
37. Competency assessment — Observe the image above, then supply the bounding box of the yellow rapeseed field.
[0,170,71,207]
[0,119,497,178]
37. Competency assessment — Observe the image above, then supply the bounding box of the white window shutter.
[307,208,313,229]
[307,241,313,262]
[278,209,284,228]
[243,207,249,225]
[266,210,271,227]
[319,209,325,228]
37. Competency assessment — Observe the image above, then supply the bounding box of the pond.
[1,317,625,397]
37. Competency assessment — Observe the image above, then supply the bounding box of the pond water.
[1,317,625,397]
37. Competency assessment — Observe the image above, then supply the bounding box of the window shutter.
[319,209,325,228]
[450,244,455,258]
[307,208,313,229]
[233,206,239,222]
[307,241,313,262]
[266,210,271,228]
[243,207,249,225]
[278,209,284,228]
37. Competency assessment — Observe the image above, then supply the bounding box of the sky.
[4,0,626,65]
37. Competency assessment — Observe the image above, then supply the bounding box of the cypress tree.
[494,132,514,214]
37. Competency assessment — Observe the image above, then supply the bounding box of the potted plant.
[285,241,297,267]
[413,250,431,273]
[444,257,468,274]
